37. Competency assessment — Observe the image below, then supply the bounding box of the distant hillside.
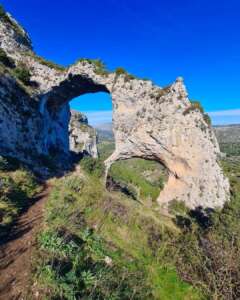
[214,124,240,156]
[214,124,240,144]
[96,123,240,145]
[95,122,114,141]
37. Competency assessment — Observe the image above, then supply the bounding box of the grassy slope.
[0,156,41,238]
[34,172,201,300]
[98,141,168,203]
[32,142,201,300]
[33,142,240,299]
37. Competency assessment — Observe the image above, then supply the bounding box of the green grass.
[98,141,167,203]
[33,165,201,299]
[0,156,41,238]
[220,143,240,156]
[23,51,65,71]
[33,143,240,300]
[109,158,167,202]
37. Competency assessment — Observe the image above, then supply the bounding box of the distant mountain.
[95,122,114,141]
[214,124,240,144]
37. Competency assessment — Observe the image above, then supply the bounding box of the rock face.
[69,110,98,158]
[0,9,230,208]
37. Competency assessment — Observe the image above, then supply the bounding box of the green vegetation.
[23,51,65,71]
[13,63,31,85]
[219,142,240,156]
[183,101,204,115]
[0,48,15,68]
[97,140,115,160]
[80,156,105,178]
[109,158,166,202]
[98,141,167,203]
[164,153,240,300]
[33,166,200,299]
[115,66,136,82]
[34,55,65,71]
[183,100,212,126]
[0,5,28,41]
[0,156,41,238]
[77,58,109,76]
[32,140,240,299]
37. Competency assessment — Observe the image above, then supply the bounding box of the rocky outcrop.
[69,110,98,158]
[0,8,230,208]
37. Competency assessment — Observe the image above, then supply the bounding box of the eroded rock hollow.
[0,12,229,208]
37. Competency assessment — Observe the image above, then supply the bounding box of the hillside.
[214,124,240,156]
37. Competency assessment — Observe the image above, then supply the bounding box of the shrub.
[0,167,40,237]
[0,48,15,68]
[0,156,9,171]
[0,5,27,40]
[115,67,127,75]
[33,54,65,71]
[183,101,204,115]
[13,64,31,85]
[36,228,150,300]
[80,157,104,177]
[114,67,136,82]
[62,175,84,193]
[77,58,109,75]
[168,199,189,216]
[203,113,212,126]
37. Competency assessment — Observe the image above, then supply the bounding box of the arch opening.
[69,92,114,160]
[105,155,169,205]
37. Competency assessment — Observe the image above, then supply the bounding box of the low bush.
[13,64,31,85]
[80,157,105,178]
[36,227,150,300]
[183,101,212,126]
[0,163,40,237]
[0,48,15,68]
[33,54,65,71]
[0,156,9,171]
[115,67,127,75]
[183,101,204,115]
[0,5,28,40]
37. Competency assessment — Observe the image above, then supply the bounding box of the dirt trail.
[0,183,51,300]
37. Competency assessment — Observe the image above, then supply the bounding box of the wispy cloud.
[82,110,112,126]
[208,109,240,117]
[208,109,240,125]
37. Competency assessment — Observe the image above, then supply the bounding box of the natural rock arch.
[0,12,230,209]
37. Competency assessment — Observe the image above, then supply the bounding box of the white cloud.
[208,109,240,117]
[82,110,113,126]
[207,109,240,125]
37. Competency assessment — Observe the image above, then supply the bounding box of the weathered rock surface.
[0,9,230,208]
[69,110,98,158]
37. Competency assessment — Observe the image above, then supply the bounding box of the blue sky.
[2,0,240,125]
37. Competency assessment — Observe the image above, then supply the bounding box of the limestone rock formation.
[69,110,98,158]
[0,8,230,208]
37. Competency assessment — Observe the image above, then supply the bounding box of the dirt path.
[0,183,51,300]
